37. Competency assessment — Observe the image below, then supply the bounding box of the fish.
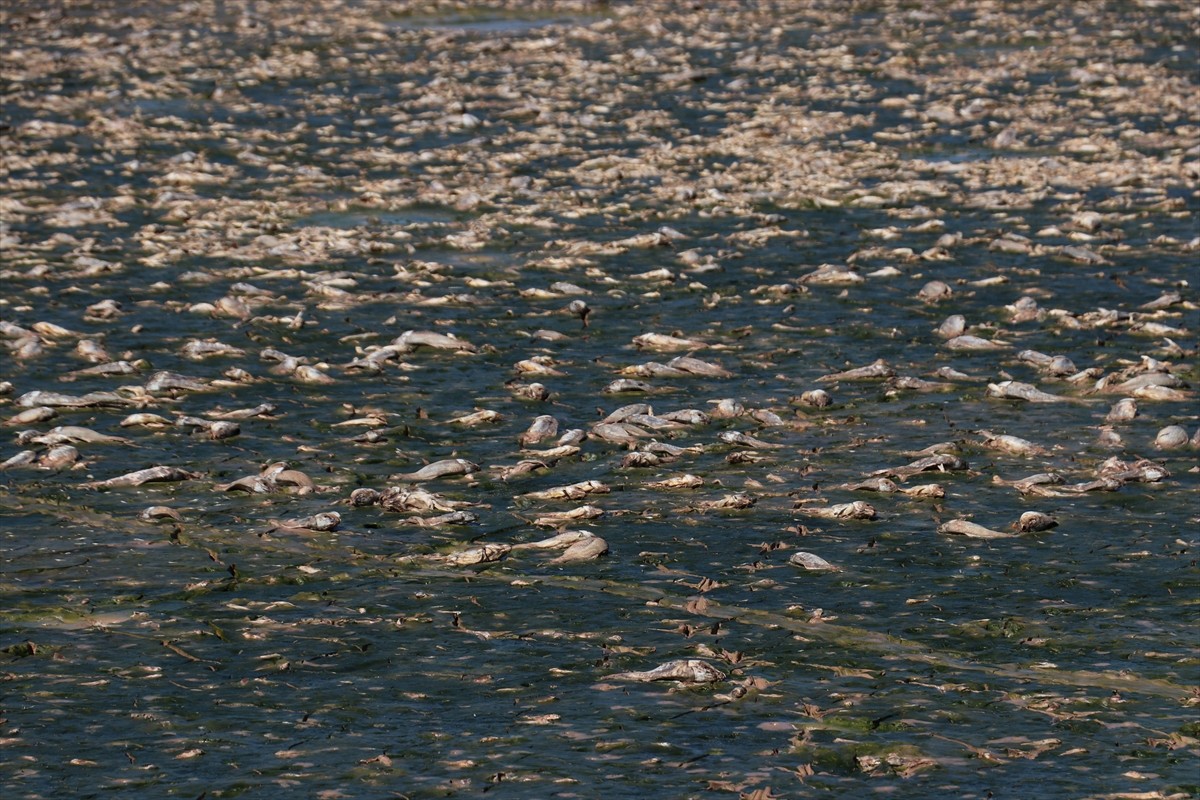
[789,552,840,571]
[937,519,1015,539]
[986,380,1075,404]
[84,465,202,489]
[519,480,610,502]
[795,501,877,520]
[609,659,726,684]
[391,458,480,482]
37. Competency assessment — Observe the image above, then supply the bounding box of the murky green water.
[1,1,1197,798]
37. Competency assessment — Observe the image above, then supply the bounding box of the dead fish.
[293,365,335,385]
[378,487,464,513]
[437,542,512,567]
[796,389,832,408]
[549,535,609,563]
[609,659,725,684]
[992,472,1065,495]
[1055,478,1125,494]
[519,480,610,502]
[795,501,877,520]
[833,477,943,498]
[1105,398,1138,422]
[603,403,653,423]
[16,390,132,408]
[494,459,554,480]
[718,430,780,449]
[395,330,476,352]
[514,357,566,377]
[9,337,44,360]
[1154,425,1189,449]
[904,441,962,457]
[346,344,407,371]
[175,416,240,439]
[83,299,123,321]
[1132,385,1192,402]
[75,339,111,363]
[139,506,183,523]
[1061,245,1109,264]
[874,453,969,480]
[976,430,1051,457]
[532,505,605,527]
[632,332,708,352]
[917,280,952,302]
[1139,291,1182,310]
[5,407,58,426]
[512,382,551,401]
[1066,368,1104,385]
[936,315,966,338]
[1104,372,1184,394]
[518,415,559,447]
[620,366,687,383]
[119,413,172,428]
[693,492,756,511]
[145,371,210,392]
[591,422,652,445]
[37,425,130,445]
[214,295,252,319]
[946,335,1009,351]
[900,483,946,498]
[625,413,686,431]
[449,409,503,426]
[38,443,79,470]
[667,356,732,378]
[218,474,275,493]
[645,474,705,490]
[707,398,744,418]
[818,359,895,382]
[31,321,81,338]
[62,360,140,381]
[274,469,317,492]
[1017,350,1078,376]
[401,511,479,527]
[1097,457,1169,483]
[797,264,863,285]
[622,451,662,468]
[349,488,383,506]
[276,511,342,531]
[526,444,582,460]
[646,442,699,458]
[566,299,591,327]
[986,380,1074,404]
[84,465,201,489]
[511,529,597,552]
[789,551,840,571]
[604,378,656,394]
[206,403,277,420]
[886,375,957,395]
[750,408,787,426]
[836,477,901,493]
[391,458,479,482]
[661,409,709,425]
[932,366,978,381]
[937,519,1015,539]
[1015,512,1058,533]
[180,340,246,359]
[0,450,38,470]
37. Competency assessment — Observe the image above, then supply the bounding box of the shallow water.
[1,1,1198,798]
